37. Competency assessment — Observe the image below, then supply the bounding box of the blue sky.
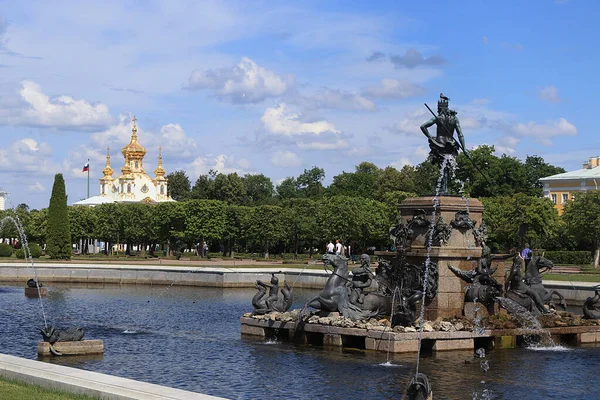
[0,0,597,209]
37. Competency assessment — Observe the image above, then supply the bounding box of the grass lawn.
[543,273,600,283]
[0,376,97,399]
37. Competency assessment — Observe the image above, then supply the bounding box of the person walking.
[335,239,342,255]
[326,240,335,254]
[521,243,532,268]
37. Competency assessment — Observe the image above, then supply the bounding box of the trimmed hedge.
[544,251,591,265]
[15,244,43,259]
[0,243,12,257]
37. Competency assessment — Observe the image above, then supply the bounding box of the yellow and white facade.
[540,156,600,215]
[74,117,174,206]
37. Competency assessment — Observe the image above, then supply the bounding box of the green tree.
[191,170,217,200]
[68,206,96,254]
[166,170,192,200]
[375,165,416,200]
[282,198,319,258]
[244,205,285,258]
[413,161,439,195]
[27,208,48,246]
[296,166,325,198]
[482,193,561,253]
[46,174,72,259]
[212,173,247,204]
[243,174,274,204]
[328,162,379,199]
[276,177,298,199]
[93,203,122,254]
[562,191,600,268]
[524,155,565,197]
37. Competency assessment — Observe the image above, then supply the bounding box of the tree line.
[3,146,598,262]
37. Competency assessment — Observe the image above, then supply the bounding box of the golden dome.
[121,116,146,160]
[102,146,114,178]
[154,146,166,178]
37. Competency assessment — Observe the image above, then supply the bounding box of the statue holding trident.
[420,93,490,195]
[420,93,465,194]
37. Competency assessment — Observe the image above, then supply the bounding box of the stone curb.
[0,353,224,400]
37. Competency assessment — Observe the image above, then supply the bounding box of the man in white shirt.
[326,240,335,254]
[335,239,342,255]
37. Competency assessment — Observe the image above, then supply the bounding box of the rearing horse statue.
[302,254,377,321]
[524,256,567,310]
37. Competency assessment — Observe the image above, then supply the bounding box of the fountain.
[240,94,600,398]
[0,191,103,358]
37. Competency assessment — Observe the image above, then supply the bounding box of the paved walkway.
[0,353,224,399]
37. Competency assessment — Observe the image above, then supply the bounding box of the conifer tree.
[46,173,72,259]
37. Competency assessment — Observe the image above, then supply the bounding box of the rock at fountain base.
[25,287,47,297]
[37,340,104,356]
[318,311,340,318]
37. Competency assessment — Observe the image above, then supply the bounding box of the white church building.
[74,117,174,206]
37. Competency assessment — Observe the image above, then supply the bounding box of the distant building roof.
[73,196,115,206]
[540,167,600,181]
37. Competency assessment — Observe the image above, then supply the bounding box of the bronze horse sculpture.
[524,256,567,310]
[302,254,378,321]
[504,257,549,315]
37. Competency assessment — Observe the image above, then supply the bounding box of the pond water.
[0,282,598,399]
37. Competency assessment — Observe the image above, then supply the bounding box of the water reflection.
[0,282,598,399]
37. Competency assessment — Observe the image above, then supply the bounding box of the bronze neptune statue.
[420,94,466,194]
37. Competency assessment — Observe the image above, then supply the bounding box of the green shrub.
[0,243,12,257]
[544,251,591,265]
[15,244,43,259]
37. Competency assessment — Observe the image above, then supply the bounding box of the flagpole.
[87,159,90,199]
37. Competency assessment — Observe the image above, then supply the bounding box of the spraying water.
[0,215,49,329]
[414,154,452,377]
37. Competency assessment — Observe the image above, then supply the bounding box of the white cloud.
[538,85,562,103]
[271,151,302,167]
[238,158,250,169]
[312,88,376,111]
[261,103,338,136]
[297,139,348,150]
[482,36,489,45]
[510,118,577,145]
[188,154,251,177]
[388,108,428,135]
[0,138,59,176]
[0,81,113,130]
[390,157,412,169]
[91,115,198,159]
[27,182,45,193]
[361,79,425,99]
[495,135,520,154]
[158,124,198,158]
[186,57,293,104]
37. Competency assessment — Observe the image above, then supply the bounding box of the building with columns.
[540,155,600,215]
[74,117,174,206]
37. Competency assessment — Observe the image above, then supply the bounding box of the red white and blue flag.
[82,161,90,172]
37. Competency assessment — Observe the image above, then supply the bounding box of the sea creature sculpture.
[27,278,42,288]
[40,326,85,356]
[582,285,600,319]
[252,273,293,314]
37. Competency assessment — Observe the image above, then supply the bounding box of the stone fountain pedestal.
[37,340,104,357]
[381,195,507,321]
[24,287,47,297]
